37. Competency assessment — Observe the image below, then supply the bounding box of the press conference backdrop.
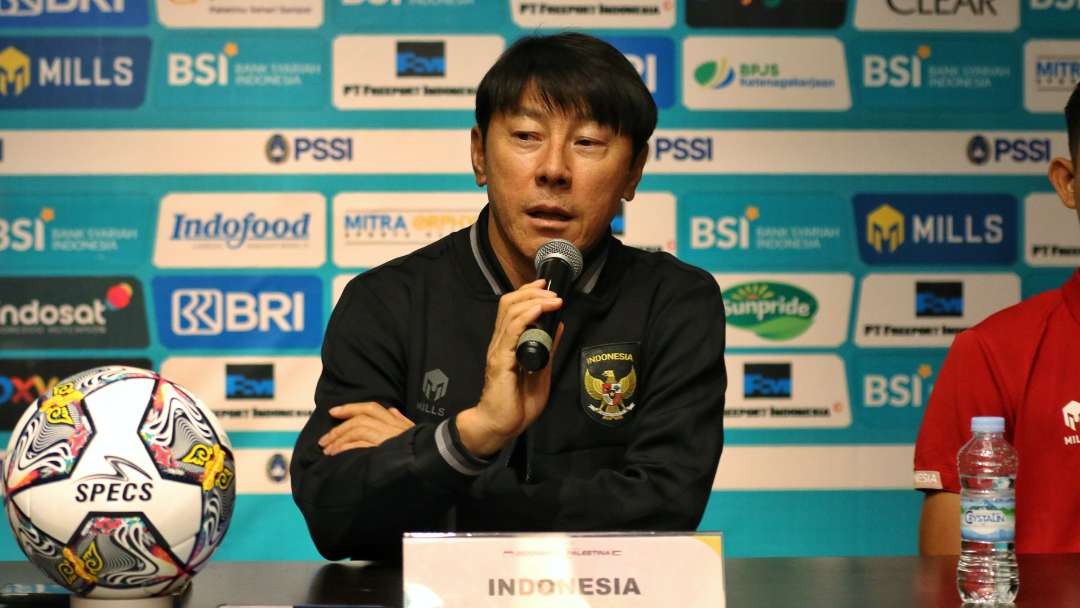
[1,0,1079,560]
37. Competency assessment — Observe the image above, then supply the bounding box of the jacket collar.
[1063,268,1080,327]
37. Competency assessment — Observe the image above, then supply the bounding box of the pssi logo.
[864,364,935,408]
[863,45,931,88]
[653,136,713,162]
[225,363,274,399]
[396,41,444,77]
[690,206,759,250]
[743,363,792,399]
[266,134,353,164]
[167,42,236,86]
[915,281,963,317]
[967,134,1051,165]
[0,207,52,252]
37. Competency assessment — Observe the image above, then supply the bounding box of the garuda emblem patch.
[581,342,640,425]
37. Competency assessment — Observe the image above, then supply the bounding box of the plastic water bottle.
[957,416,1019,605]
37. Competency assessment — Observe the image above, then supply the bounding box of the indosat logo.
[723,282,818,341]
[0,37,149,108]
[0,282,134,333]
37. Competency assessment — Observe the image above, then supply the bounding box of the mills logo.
[0,37,149,108]
[856,194,1016,265]
[723,282,818,341]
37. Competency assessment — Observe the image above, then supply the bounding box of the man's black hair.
[1068,80,1080,163]
[475,32,657,160]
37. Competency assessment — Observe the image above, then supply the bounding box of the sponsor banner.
[0,358,153,431]
[713,445,914,490]
[854,353,944,433]
[1024,40,1080,113]
[1024,0,1080,32]
[153,275,323,349]
[0,276,148,349]
[681,193,850,269]
[333,192,483,268]
[0,37,150,109]
[683,36,851,111]
[158,37,326,109]
[0,195,151,268]
[852,39,1018,111]
[1025,193,1080,266]
[854,193,1018,265]
[0,130,1066,176]
[605,36,675,109]
[156,0,322,28]
[510,0,676,29]
[0,130,470,175]
[0,0,147,26]
[161,356,318,431]
[617,192,676,255]
[853,0,1020,31]
[1022,269,1074,298]
[648,130,1064,175]
[154,192,326,269]
[332,273,354,309]
[333,35,503,110]
[234,448,292,494]
[715,273,853,348]
[855,273,1020,347]
[336,0,480,26]
[686,0,846,28]
[725,354,851,429]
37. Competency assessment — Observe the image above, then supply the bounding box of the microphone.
[516,239,583,372]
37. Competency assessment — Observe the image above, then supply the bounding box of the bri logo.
[169,212,311,249]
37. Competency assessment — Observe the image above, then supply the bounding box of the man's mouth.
[526,206,573,222]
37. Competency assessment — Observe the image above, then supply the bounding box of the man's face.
[471,92,646,278]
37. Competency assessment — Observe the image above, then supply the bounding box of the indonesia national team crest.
[581,343,639,425]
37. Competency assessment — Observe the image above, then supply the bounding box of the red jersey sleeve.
[913,328,1010,493]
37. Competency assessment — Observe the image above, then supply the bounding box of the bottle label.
[961,495,1015,542]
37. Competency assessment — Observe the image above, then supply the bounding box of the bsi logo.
[863,45,930,88]
[690,206,758,250]
[864,364,934,407]
[0,207,51,252]
[167,42,235,86]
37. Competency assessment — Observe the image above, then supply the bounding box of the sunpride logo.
[723,282,818,340]
[170,212,311,249]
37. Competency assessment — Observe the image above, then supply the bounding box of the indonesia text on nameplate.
[402,531,726,608]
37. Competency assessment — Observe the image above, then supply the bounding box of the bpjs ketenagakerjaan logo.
[0,277,148,349]
[153,275,322,349]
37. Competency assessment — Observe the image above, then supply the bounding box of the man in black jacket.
[291,32,727,561]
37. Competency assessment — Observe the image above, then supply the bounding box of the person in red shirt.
[914,81,1080,554]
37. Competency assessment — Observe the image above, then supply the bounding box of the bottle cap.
[971,416,1005,433]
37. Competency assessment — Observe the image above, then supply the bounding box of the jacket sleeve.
[290,276,485,561]
[475,274,727,531]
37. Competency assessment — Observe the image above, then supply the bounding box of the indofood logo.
[693,58,736,89]
[867,204,904,253]
[0,46,31,97]
[723,282,818,341]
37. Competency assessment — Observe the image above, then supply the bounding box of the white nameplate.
[403,532,725,608]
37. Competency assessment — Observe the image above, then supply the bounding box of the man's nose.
[535,143,571,189]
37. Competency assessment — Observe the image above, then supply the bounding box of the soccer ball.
[2,366,236,600]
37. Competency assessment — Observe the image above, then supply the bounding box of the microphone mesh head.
[534,239,584,280]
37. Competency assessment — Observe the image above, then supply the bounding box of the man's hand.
[318,402,415,456]
[456,279,564,457]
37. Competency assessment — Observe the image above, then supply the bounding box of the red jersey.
[914,269,1080,553]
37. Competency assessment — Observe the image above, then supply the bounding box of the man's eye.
[514,132,536,141]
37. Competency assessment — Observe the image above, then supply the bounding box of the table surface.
[2,554,1074,607]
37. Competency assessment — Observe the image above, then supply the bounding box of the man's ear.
[470,125,487,187]
[620,144,649,202]
[1048,156,1077,210]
